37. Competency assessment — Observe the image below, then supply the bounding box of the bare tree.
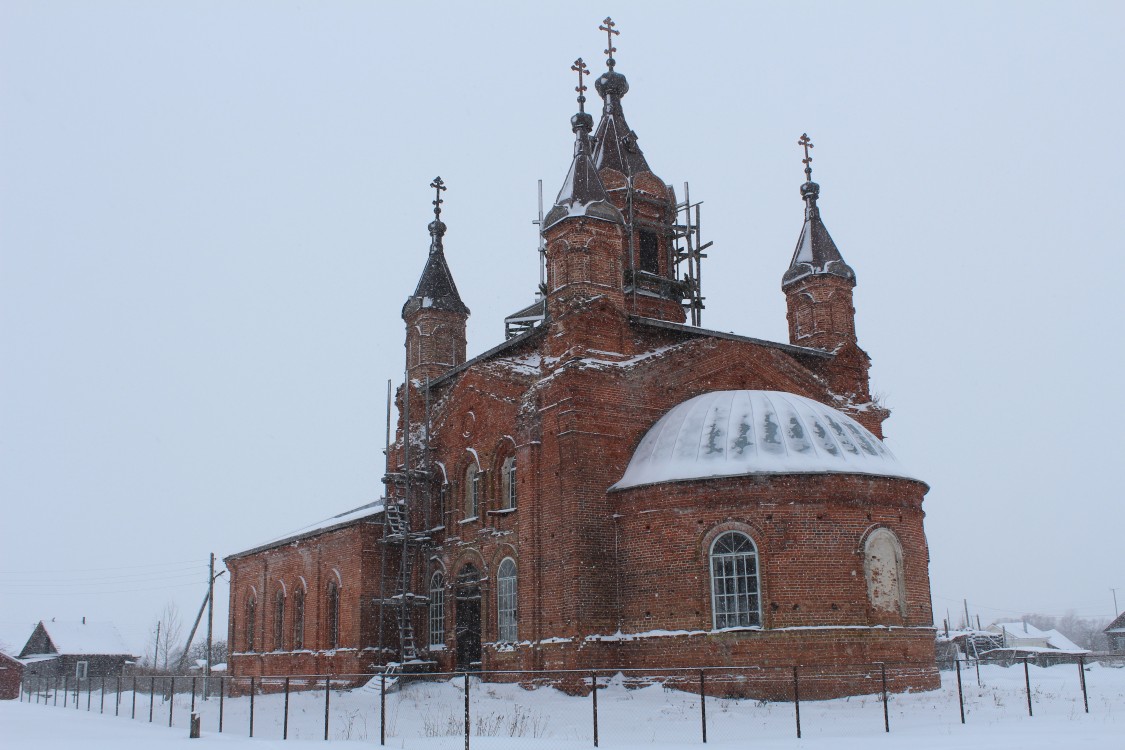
[147,602,184,672]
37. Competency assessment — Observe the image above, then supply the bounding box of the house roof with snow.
[226,499,385,560]
[1105,612,1125,634]
[986,622,1088,653]
[613,390,916,490]
[18,620,133,658]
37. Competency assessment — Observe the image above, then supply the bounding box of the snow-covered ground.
[4,663,1122,748]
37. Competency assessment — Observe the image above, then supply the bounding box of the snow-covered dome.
[612,390,916,490]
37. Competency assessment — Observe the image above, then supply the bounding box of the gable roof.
[20,620,133,657]
[1105,611,1125,634]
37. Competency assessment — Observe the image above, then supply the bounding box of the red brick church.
[226,22,938,696]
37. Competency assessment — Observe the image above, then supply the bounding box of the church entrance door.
[455,564,482,671]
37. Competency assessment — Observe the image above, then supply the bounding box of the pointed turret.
[783,135,857,349]
[782,148,855,289]
[403,177,468,381]
[783,135,884,434]
[591,18,650,178]
[542,59,627,355]
[544,59,622,231]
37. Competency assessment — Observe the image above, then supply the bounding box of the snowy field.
[4,663,1123,749]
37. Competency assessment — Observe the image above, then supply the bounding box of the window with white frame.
[465,464,480,518]
[502,457,517,510]
[709,531,761,629]
[75,661,88,680]
[497,557,518,642]
[429,571,445,648]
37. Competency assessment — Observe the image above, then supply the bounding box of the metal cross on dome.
[798,133,814,181]
[599,17,619,70]
[572,58,589,112]
[430,176,447,218]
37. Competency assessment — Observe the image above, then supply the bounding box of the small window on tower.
[639,230,659,274]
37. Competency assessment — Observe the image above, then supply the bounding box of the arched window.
[502,456,517,510]
[245,596,257,652]
[429,572,445,648]
[465,464,480,518]
[497,557,518,643]
[292,588,305,650]
[864,529,907,615]
[273,590,285,651]
[709,532,761,629]
[326,581,340,649]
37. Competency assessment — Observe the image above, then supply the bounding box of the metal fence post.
[591,671,599,748]
[87,677,92,711]
[792,666,801,739]
[169,676,175,727]
[100,676,105,713]
[324,675,331,741]
[880,662,889,733]
[699,669,707,743]
[955,659,965,724]
[284,677,290,740]
[149,677,155,723]
[63,675,69,708]
[464,673,471,750]
[56,676,61,706]
[1023,658,1033,717]
[380,674,386,746]
[1078,655,1089,713]
[116,676,121,716]
[131,676,137,718]
[218,677,224,733]
[191,677,197,713]
[250,677,255,738]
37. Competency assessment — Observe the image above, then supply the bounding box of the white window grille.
[497,558,518,642]
[710,532,761,629]
[75,661,88,680]
[429,572,445,648]
[465,464,479,518]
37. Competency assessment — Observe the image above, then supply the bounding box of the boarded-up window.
[864,529,906,615]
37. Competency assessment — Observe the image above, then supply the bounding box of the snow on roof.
[986,623,1088,653]
[231,500,385,558]
[35,621,132,656]
[613,390,917,490]
[1105,611,1125,633]
[1042,629,1087,653]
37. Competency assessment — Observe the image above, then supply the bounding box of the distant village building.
[18,620,136,681]
[226,21,938,698]
[1105,612,1125,652]
[980,621,1089,666]
[0,652,23,700]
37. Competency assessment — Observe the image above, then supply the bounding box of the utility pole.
[153,621,161,672]
[1113,588,1119,617]
[964,599,971,630]
[206,553,215,677]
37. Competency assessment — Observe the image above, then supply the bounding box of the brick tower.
[592,20,686,323]
[541,58,627,359]
[402,177,469,383]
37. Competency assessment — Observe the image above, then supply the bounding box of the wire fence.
[17,656,1125,746]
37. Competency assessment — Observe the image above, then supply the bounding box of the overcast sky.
[2,1,1122,655]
